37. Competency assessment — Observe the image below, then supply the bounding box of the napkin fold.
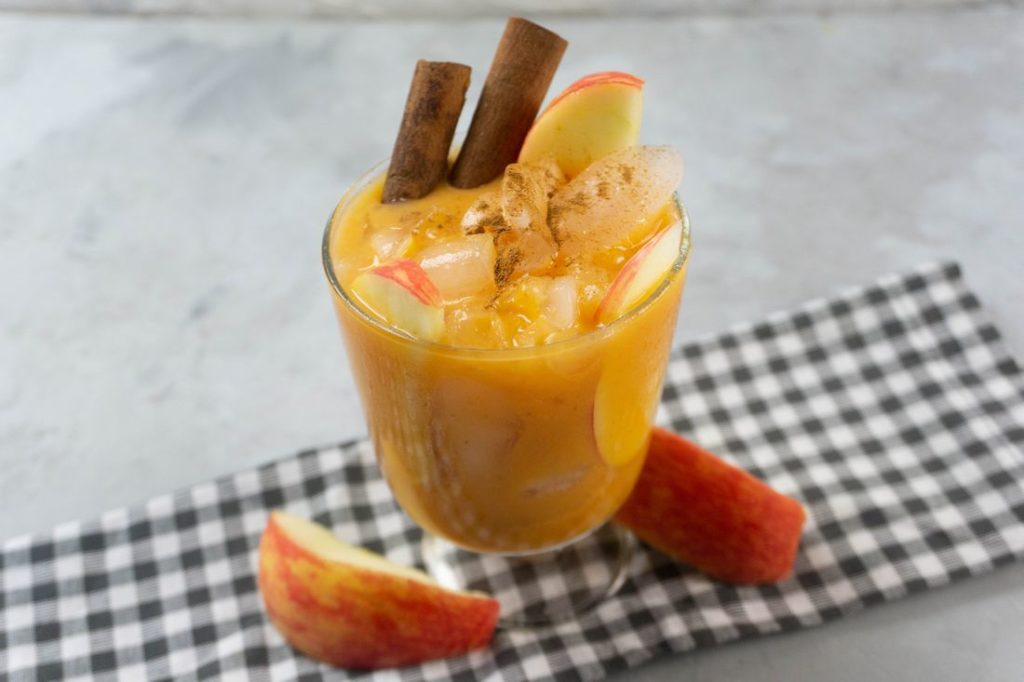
[2,261,1023,681]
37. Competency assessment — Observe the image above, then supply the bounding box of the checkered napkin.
[2,261,1024,681]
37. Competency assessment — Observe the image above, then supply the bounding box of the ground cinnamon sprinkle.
[547,204,564,241]
[568,191,590,210]
[618,163,634,184]
[505,167,527,193]
[486,214,509,232]
[495,247,523,285]
[548,191,592,244]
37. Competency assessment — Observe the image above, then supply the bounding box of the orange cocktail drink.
[324,156,690,554]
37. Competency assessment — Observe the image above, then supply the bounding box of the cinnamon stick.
[449,18,567,189]
[382,60,471,204]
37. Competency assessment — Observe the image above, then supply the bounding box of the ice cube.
[492,163,561,283]
[569,261,614,322]
[549,145,683,258]
[417,234,496,302]
[462,163,564,285]
[461,191,504,234]
[431,377,524,486]
[494,228,557,286]
[501,163,547,231]
[544,276,578,330]
[369,226,413,261]
[500,160,565,231]
[522,465,594,498]
[530,156,567,198]
[490,275,577,345]
[416,209,460,242]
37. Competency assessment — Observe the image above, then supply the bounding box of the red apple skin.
[352,259,445,340]
[542,71,644,113]
[372,259,442,307]
[258,513,499,669]
[615,428,806,584]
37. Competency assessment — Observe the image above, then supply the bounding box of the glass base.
[421,523,636,628]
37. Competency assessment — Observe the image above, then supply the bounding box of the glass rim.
[321,159,692,359]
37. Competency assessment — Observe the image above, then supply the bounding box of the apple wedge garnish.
[350,259,445,341]
[594,219,683,325]
[592,382,655,468]
[518,71,644,177]
[258,510,499,669]
[616,428,806,584]
[592,342,666,468]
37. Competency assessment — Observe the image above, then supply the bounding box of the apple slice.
[350,259,445,341]
[258,510,499,669]
[595,219,683,324]
[592,340,666,467]
[518,71,644,177]
[615,428,807,584]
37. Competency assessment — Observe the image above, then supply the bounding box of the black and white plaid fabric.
[2,261,1023,681]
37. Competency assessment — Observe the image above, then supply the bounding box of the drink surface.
[329,147,684,350]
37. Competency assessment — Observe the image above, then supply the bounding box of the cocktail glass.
[322,161,691,626]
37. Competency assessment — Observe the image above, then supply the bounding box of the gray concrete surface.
[1,8,1022,680]
[3,0,1014,20]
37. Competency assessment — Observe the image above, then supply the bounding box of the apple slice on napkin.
[616,427,806,584]
[258,511,499,669]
